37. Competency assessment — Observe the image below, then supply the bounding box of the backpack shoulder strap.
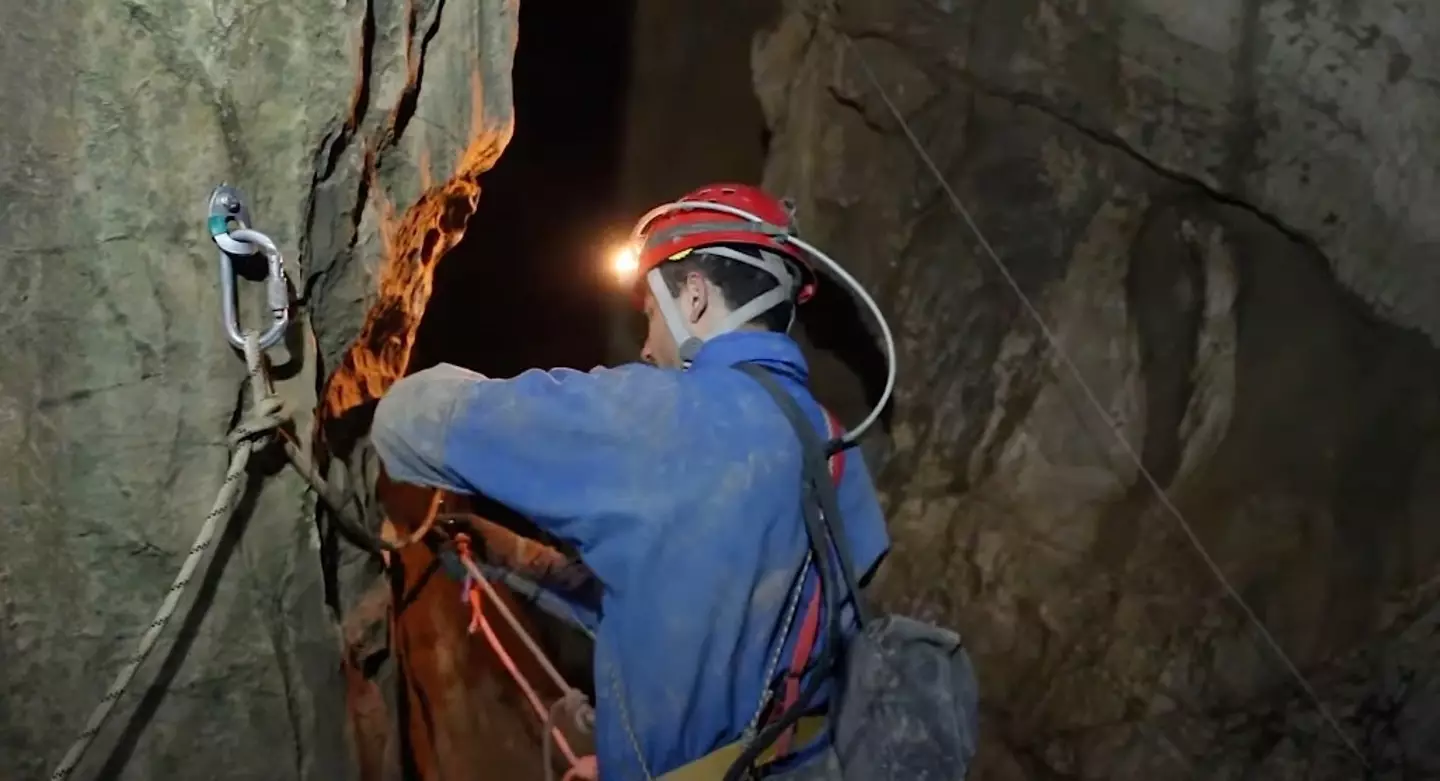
[732,362,870,626]
[722,363,874,781]
[771,408,846,755]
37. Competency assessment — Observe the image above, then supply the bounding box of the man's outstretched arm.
[370,362,682,556]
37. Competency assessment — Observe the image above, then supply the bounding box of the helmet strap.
[645,246,800,367]
[645,268,705,364]
[691,246,799,336]
[715,286,792,334]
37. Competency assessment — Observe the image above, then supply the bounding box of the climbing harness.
[827,14,1370,769]
[207,184,290,350]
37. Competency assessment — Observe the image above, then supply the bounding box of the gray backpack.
[731,364,980,781]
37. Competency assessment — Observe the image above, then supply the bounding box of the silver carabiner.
[207,184,291,351]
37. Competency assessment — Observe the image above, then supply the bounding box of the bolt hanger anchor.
[206,184,290,351]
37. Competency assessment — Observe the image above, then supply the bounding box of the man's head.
[640,247,797,367]
[627,183,817,368]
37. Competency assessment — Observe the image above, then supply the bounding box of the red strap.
[773,409,846,755]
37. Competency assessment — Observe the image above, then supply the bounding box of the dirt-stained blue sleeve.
[371,362,683,556]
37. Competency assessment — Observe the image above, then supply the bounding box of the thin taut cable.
[834,27,1369,770]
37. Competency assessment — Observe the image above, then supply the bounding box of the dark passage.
[409,0,638,376]
[396,0,640,709]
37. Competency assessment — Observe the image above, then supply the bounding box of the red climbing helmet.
[628,183,818,305]
[617,182,899,449]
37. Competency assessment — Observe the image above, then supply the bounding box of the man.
[372,183,890,779]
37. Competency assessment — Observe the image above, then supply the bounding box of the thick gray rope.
[48,332,285,781]
[277,436,396,556]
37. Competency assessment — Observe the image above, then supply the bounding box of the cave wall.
[0,1,515,778]
[8,0,1440,779]
[752,1,1440,778]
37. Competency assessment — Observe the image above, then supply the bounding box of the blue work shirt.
[371,331,890,778]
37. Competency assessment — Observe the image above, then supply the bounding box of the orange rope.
[451,531,591,777]
[454,533,485,633]
[561,756,598,781]
[475,614,582,767]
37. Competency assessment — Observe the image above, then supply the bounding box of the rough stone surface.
[754,1,1440,778]
[0,1,515,778]
[8,0,1440,779]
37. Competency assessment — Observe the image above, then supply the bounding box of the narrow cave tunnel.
[407,0,637,379]
[393,0,642,729]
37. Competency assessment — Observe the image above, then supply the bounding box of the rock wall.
[754,1,1440,778]
[8,0,1440,779]
[0,1,516,778]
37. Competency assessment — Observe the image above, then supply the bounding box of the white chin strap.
[647,245,799,364]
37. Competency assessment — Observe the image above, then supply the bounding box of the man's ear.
[683,271,709,324]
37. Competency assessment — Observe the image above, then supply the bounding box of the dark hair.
[657,244,797,332]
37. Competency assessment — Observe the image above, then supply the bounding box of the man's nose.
[640,342,655,366]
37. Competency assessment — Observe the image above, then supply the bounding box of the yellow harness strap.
[655,716,827,781]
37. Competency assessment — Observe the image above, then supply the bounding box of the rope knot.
[554,687,595,735]
[227,329,290,448]
[229,394,287,447]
